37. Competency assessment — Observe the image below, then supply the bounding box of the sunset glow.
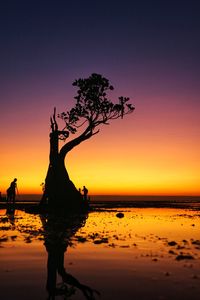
[0,85,199,196]
[0,1,199,197]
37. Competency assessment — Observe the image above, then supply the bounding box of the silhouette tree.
[40,73,134,209]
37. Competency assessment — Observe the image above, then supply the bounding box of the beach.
[0,203,200,300]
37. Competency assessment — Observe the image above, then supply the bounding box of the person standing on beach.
[7,178,17,204]
[82,186,88,201]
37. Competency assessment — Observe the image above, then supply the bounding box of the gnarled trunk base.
[40,162,86,212]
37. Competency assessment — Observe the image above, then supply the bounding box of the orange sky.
[0,90,199,196]
[0,2,199,196]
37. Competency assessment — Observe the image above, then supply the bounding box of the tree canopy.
[58,73,134,143]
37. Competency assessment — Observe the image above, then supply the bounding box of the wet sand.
[0,207,200,299]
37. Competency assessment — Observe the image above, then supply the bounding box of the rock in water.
[116,212,124,218]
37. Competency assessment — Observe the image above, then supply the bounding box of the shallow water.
[0,207,200,300]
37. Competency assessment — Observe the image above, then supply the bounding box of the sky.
[0,0,199,196]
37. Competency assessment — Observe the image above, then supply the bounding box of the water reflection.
[0,208,100,299]
[41,212,100,300]
[6,205,15,228]
[1,207,200,299]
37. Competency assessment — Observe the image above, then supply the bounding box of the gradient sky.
[0,0,199,195]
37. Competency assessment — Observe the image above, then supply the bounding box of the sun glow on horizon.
[0,92,199,197]
[0,117,199,197]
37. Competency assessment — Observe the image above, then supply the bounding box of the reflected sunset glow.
[1,208,200,299]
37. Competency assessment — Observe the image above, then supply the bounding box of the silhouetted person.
[7,178,17,204]
[82,186,88,201]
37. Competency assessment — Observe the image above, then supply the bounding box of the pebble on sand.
[175,254,194,261]
[116,212,124,218]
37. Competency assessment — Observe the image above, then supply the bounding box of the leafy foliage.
[59,73,134,136]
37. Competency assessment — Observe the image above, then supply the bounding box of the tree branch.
[59,125,93,159]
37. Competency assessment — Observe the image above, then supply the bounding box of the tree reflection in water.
[40,212,100,300]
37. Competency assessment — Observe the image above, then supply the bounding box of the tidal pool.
[0,207,200,300]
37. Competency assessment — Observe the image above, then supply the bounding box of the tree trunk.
[40,128,83,211]
[40,108,93,211]
[41,156,82,210]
